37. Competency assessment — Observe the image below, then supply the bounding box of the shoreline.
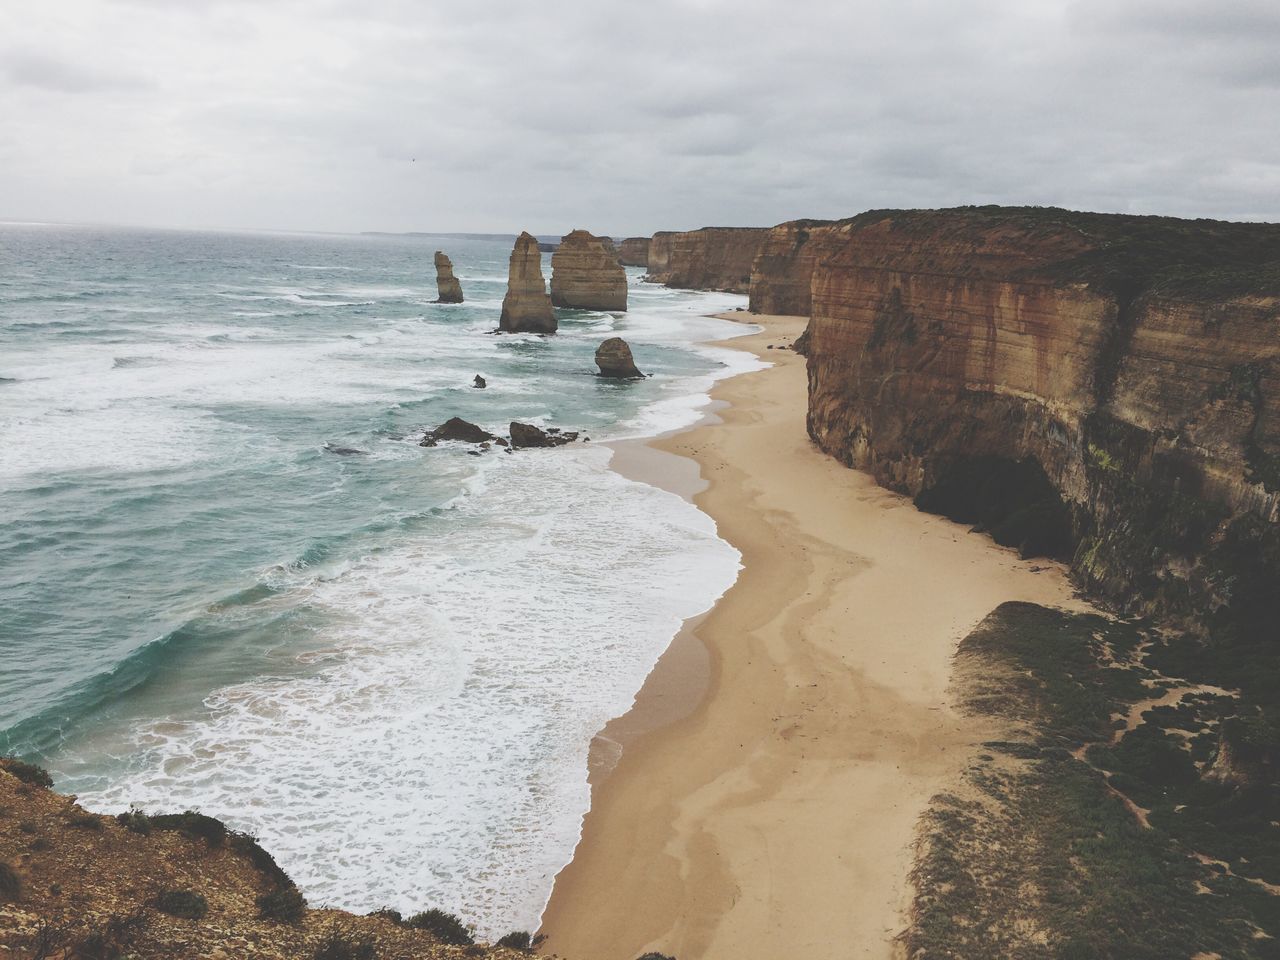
[540,313,1091,959]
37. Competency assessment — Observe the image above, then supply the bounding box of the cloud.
[0,0,1276,232]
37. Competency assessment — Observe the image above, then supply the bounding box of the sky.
[1,0,1277,235]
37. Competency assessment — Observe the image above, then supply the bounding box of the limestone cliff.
[616,237,650,267]
[749,219,852,315]
[805,206,1280,644]
[645,227,768,294]
[499,231,556,334]
[550,230,627,311]
[433,250,464,303]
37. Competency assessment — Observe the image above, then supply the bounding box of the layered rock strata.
[595,337,644,378]
[616,237,651,267]
[748,219,852,315]
[805,206,1280,644]
[550,230,628,311]
[433,250,464,303]
[499,232,556,333]
[645,227,767,293]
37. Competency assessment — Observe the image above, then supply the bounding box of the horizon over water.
[0,223,760,933]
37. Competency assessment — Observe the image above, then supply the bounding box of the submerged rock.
[473,374,487,388]
[550,230,627,311]
[324,443,368,456]
[433,251,464,303]
[420,417,496,447]
[595,337,645,379]
[509,422,579,449]
[499,232,557,334]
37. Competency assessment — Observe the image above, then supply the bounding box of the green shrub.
[313,929,376,960]
[257,886,307,924]
[228,831,293,889]
[67,812,102,831]
[155,889,208,920]
[115,808,152,835]
[29,837,52,852]
[496,931,545,952]
[637,954,677,960]
[0,757,54,789]
[69,910,149,960]
[368,907,403,924]
[0,862,21,902]
[150,810,227,847]
[405,908,474,945]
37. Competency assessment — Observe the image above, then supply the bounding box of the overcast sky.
[1,0,1277,235]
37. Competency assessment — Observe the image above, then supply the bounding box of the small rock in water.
[473,374,487,388]
[324,443,368,456]
[509,422,579,449]
[595,337,645,379]
[420,417,497,447]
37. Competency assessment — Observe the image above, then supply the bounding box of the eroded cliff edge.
[804,206,1280,647]
[645,226,768,294]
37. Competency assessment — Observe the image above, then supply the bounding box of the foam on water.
[2,225,766,935]
[73,445,740,933]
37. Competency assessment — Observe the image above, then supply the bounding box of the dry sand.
[540,314,1090,960]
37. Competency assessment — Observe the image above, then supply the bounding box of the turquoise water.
[0,222,756,931]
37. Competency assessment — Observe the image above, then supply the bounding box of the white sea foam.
[78,444,741,935]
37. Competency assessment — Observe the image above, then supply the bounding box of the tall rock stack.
[499,231,557,334]
[550,230,628,311]
[433,251,464,303]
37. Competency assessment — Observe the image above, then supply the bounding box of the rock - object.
[499,232,557,334]
[645,227,768,293]
[748,219,852,316]
[595,337,644,379]
[510,422,579,448]
[617,237,651,267]
[420,417,496,447]
[433,251,464,303]
[473,375,486,389]
[804,206,1280,645]
[551,230,628,311]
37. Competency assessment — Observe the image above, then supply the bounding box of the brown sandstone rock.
[804,206,1280,643]
[644,227,768,293]
[748,219,851,315]
[433,250,464,303]
[499,232,557,334]
[617,237,651,267]
[595,337,644,379]
[550,230,628,311]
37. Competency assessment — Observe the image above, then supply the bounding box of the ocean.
[0,223,757,934]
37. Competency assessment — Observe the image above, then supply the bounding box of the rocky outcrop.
[433,250,464,303]
[420,417,496,447]
[617,237,651,267]
[749,219,853,315]
[805,206,1280,645]
[499,232,557,334]
[550,230,628,311]
[645,227,768,293]
[473,374,486,389]
[595,337,644,379]
[510,422,579,448]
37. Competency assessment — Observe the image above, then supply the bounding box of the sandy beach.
[540,314,1090,960]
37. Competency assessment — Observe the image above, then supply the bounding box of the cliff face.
[616,237,650,267]
[550,230,627,311]
[749,219,853,316]
[499,231,556,334]
[433,250,464,303]
[806,207,1280,643]
[645,227,768,294]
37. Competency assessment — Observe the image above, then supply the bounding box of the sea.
[0,223,759,934]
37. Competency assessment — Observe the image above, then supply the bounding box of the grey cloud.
[4,49,154,93]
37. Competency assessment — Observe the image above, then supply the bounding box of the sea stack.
[617,237,651,267]
[433,251,464,303]
[550,230,628,311]
[499,231,557,334]
[595,337,644,379]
